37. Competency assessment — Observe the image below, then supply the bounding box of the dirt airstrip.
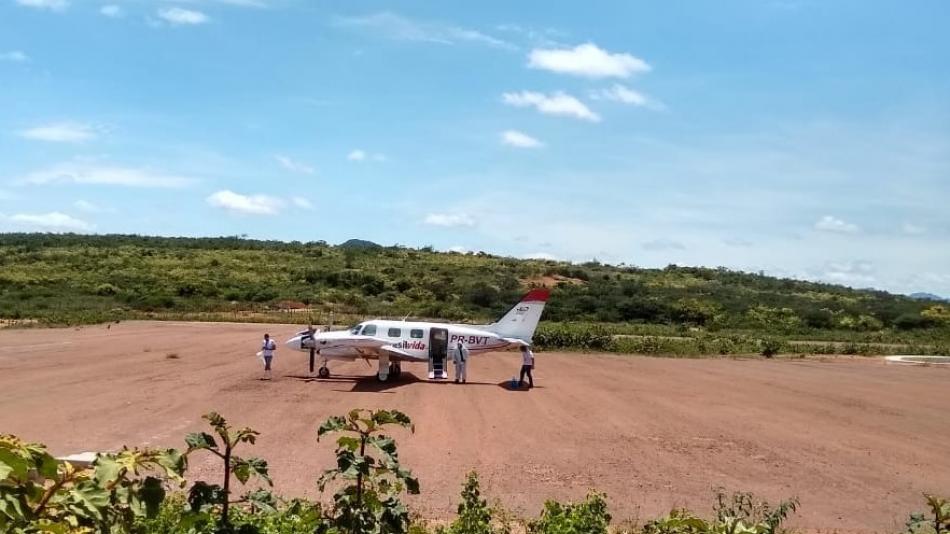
[0,321,947,532]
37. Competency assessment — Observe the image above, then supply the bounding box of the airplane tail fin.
[487,288,550,342]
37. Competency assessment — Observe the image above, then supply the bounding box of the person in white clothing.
[518,345,534,388]
[453,340,469,384]
[260,333,277,380]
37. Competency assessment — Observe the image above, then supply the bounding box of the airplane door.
[428,327,448,379]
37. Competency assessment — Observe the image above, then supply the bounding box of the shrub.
[527,492,610,534]
[0,435,185,532]
[759,338,783,358]
[316,409,419,533]
[95,283,119,296]
[441,472,494,534]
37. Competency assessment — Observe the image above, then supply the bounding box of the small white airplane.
[285,288,549,382]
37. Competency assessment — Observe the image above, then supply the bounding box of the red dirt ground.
[1,321,947,532]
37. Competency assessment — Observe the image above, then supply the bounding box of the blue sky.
[1,0,949,296]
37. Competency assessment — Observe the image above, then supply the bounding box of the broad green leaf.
[155,448,187,481]
[335,436,360,451]
[0,447,29,480]
[184,432,218,451]
[317,416,348,440]
[233,457,271,486]
[92,455,123,486]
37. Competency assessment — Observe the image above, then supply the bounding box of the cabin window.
[362,324,377,336]
[410,329,424,339]
[388,327,401,337]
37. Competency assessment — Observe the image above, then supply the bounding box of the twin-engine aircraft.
[285,288,549,381]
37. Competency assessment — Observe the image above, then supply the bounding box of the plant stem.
[222,445,232,527]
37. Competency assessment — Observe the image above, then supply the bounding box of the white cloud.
[902,222,926,235]
[15,0,68,11]
[347,149,367,161]
[18,122,98,143]
[291,196,313,210]
[100,4,122,17]
[814,215,860,234]
[424,213,476,228]
[642,238,686,251]
[501,130,543,148]
[502,91,600,122]
[274,155,314,175]
[206,190,281,215]
[821,260,876,286]
[590,83,650,106]
[0,51,29,63]
[157,7,209,25]
[73,199,111,213]
[524,252,557,261]
[22,162,192,188]
[334,12,512,49]
[7,212,92,232]
[528,43,650,78]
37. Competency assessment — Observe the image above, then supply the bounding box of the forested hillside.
[2,233,948,340]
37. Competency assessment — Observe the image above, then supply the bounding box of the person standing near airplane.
[303,324,317,377]
[260,333,277,380]
[453,340,468,384]
[518,345,534,388]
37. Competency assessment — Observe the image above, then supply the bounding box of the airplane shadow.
[283,373,524,392]
[285,372,421,393]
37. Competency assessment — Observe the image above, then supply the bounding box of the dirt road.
[1,321,947,532]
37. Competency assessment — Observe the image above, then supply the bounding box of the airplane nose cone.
[286,335,301,348]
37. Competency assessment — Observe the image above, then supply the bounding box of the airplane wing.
[378,344,427,362]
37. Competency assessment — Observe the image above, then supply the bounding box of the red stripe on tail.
[523,288,550,302]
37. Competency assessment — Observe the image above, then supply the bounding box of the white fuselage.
[285,319,515,361]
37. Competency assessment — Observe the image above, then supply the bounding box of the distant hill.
[909,292,948,302]
[0,233,947,336]
[338,239,382,250]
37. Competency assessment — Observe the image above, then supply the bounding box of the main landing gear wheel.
[389,362,402,379]
[317,366,330,379]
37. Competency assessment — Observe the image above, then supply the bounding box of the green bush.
[527,492,610,534]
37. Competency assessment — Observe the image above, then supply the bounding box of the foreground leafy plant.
[317,409,419,534]
[0,434,185,533]
[643,491,798,534]
[438,472,495,534]
[527,492,610,534]
[185,412,273,531]
[907,494,950,534]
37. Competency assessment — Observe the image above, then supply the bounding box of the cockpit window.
[349,324,361,335]
[362,324,377,336]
